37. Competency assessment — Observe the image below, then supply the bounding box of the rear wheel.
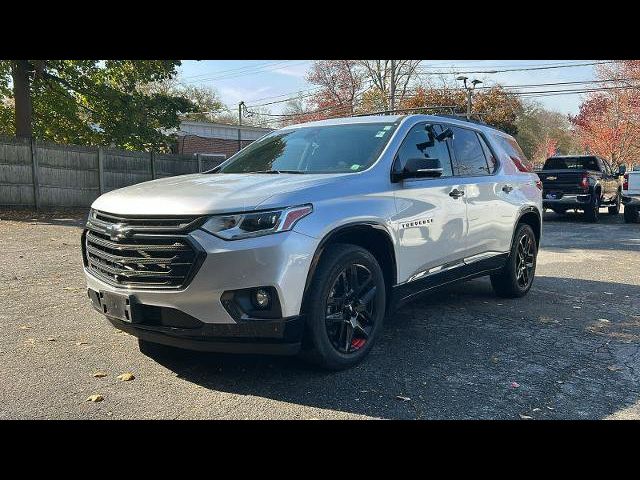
[624,205,639,223]
[584,194,600,223]
[608,192,621,215]
[299,244,386,370]
[490,224,537,298]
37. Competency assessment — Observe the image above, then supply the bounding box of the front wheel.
[624,205,639,223]
[299,244,386,370]
[490,224,538,298]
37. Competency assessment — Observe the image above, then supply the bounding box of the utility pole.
[389,60,396,111]
[237,101,244,152]
[456,76,482,119]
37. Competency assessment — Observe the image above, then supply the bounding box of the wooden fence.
[0,136,224,209]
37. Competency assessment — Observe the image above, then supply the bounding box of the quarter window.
[450,126,491,176]
[394,123,453,178]
[478,134,498,174]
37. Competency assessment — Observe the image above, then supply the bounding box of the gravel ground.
[1,207,639,420]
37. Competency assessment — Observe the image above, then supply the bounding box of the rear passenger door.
[447,125,518,260]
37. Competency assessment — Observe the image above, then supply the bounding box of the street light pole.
[456,76,482,119]
[238,101,245,152]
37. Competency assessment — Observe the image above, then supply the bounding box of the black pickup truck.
[536,155,625,222]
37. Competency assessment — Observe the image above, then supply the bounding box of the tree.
[399,83,522,134]
[515,102,580,167]
[305,60,364,119]
[358,60,422,110]
[0,60,196,151]
[570,60,640,166]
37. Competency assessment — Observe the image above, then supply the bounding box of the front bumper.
[621,194,640,207]
[84,228,318,353]
[543,193,591,209]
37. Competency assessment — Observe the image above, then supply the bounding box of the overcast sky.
[179,60,599,116]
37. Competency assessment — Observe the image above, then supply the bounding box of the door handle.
[449,188,465,199]
[502,184,513,193]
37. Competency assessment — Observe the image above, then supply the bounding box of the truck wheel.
[584,195,600,223]
[299,243,386,370]
[608,193,621,215]
[490,224,537,298]
[624,205,639,223]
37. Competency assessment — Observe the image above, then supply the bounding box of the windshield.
[217,122,398,174]
[543,156,600,171]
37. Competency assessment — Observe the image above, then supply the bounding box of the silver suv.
[82,114,543,369]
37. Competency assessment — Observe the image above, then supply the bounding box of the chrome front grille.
[83,210,205,289]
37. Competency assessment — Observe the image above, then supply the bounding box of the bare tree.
[357,60,422,111]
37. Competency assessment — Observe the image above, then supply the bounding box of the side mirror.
[618,165,627,176]
[392,157,443,182]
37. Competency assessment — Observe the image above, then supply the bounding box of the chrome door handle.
[449,188,465,199]
[502,184,513,193]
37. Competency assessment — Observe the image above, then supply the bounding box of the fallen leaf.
[47,337,56,342]
[603,292,613,295]
[106,412,113,416]
[396,395,411,402]
[607,365,624,372]
[597,318,610,323]
[533,408,541,412]
[573,306,582,309]
[117,372,135,382]
[510,381,520,388]
[93,371,108,378]
[86,394,104,402]
[546,406,555,411]
[25,338,36,345]
[491,356,499,364]
[18,325,32,330]
[519,414,533,420]
[75,341,88,346]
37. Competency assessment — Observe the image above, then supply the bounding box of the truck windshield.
[543,157,600,170]
[217,122,398,174]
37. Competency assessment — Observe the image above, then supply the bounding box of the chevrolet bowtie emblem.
[547,176,557,180]
[105,223,131,241]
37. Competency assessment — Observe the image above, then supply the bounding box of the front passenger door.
[391,122,469,283]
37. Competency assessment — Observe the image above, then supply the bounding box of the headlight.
[201,204,313,240]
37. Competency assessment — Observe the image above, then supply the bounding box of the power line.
[180,60,311,84]
[179,60,287,81]
[414,61,614,76]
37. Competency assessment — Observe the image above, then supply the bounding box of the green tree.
[0,60,196,151]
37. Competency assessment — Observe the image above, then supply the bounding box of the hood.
[91,173,348,215]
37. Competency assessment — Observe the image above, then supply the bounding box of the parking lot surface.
[1,208,639,419]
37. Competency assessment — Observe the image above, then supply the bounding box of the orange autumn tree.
[570,61,640,167]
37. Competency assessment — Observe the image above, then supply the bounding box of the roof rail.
[352,105,459,117]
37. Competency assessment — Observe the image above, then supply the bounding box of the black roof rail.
[352,105,459,117]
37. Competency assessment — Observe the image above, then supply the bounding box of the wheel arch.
[302,222,397,306]
[513,206,542,248]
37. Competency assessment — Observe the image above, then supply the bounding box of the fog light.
[253,288,271,309]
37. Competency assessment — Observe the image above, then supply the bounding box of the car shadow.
[148,276,640,419]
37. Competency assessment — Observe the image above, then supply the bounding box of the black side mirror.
[392,157,443,182]
[618,165,627,176]
[436,128,453,142]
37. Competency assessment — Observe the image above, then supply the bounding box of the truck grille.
[83,210,206,289]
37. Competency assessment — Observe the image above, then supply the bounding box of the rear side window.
[496,135,533,172]
[450,126,491,176]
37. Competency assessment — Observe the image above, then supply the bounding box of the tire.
[299,243,386,370]
[551,208,567,215]
[624,205,639,223]
[490,224,538,298]
[584,193,600,223]
[608,192,621,215]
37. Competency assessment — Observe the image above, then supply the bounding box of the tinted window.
[394,123,453,177]
[450,126,490,176]
[496,135,533,172]
[218,123,397,174]
[478,134,498,174]
[543,156,600,171]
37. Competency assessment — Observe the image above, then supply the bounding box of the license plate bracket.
[99,291,134,323]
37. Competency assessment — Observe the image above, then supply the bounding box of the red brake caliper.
[351,338,366,349]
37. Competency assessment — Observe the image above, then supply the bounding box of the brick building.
[175,121,273,162]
